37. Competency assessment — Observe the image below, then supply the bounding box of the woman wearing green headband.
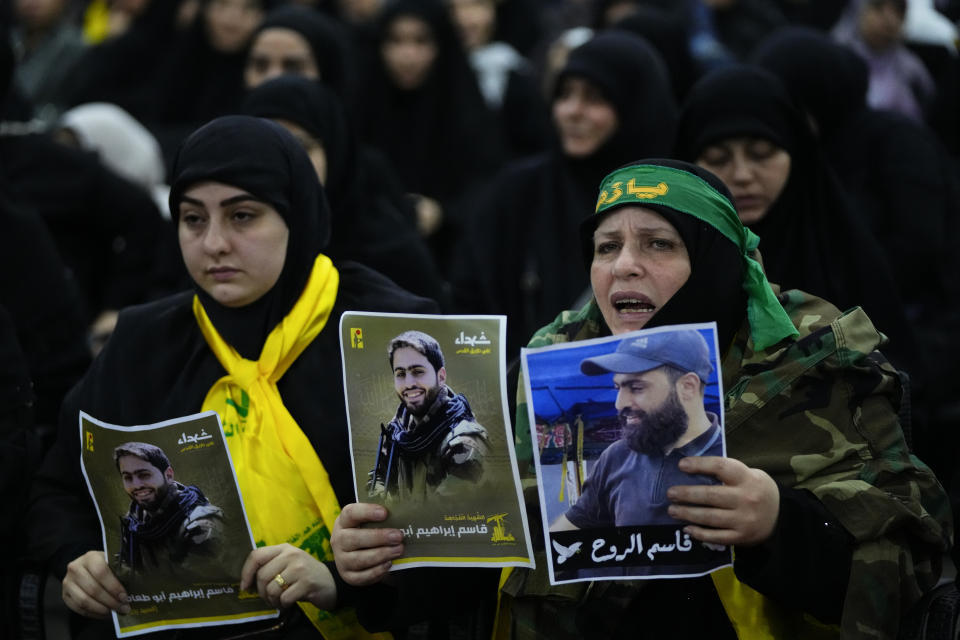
[332,158,950,638]
[487,159,950,639]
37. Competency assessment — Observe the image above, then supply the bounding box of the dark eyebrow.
[179,194,264,208]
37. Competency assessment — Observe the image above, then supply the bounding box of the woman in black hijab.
[241,75,450,308]
[146,0,267,161]
[454,31,677,360]
[355,0,503,268]
[608,6,701,103]
[751,26,960,327]
[674,65,924,385]
[244,5,357,107]
[25,116,437,638]
[751,26,960,492]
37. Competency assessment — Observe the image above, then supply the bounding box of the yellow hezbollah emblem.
[487,513,515,543]
[85,431,95,452]
[596,180,669,211]
[350,328,364,349]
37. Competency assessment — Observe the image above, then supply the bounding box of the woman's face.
[590,206,691,335]
[245,27,320,89]
[448,0,495,51]
[553,76,619,158]
[381,15,437,90]
[859,0,904,51]
[696,137,791,225]
[204,0,263,54]
[178,181,289,307]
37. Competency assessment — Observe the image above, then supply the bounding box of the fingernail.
[388,531,402,544]
[667,506,678,517]
[374,506,387,519]
[118,592,129,603]
[119,605,131,615]
[666,488,677,500]
[391,545,404,557]
[382,561,393,570]
[678,458,691,470]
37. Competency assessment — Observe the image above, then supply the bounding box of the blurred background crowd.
[2,0,960,632]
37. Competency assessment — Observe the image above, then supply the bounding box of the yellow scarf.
[195,254,388,639]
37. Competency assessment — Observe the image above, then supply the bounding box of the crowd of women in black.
[3,0,960,638]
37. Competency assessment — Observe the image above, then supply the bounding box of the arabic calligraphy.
[406,523,490,539]
[454,331,491,349]
[177,429,214,446]
[552,527,728,569]
[127,585,238,606]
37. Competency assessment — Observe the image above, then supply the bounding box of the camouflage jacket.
[504,289,952,639]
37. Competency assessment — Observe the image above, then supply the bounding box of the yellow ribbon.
[195,254,388,639]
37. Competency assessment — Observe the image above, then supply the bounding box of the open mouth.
[404,389,425,402]
[612,293,655,314]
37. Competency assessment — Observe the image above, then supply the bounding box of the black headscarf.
[168,115,329,358]
[750,27,869,137]
[240,75,357,215]
[752,26,960,306]
[579,159,747,352]
[239,75,449,306]
[674,65,918,369]
[453,31,678,357]
[252,6,356,105]
[357,0,501,202]
[554,31,678,198]
[609,8,701,103]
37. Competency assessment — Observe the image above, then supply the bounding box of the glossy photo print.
[80,411,276,637]
[522,322,732,583]
[340,312,533,570]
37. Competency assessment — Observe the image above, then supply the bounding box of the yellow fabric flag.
[195,254,389,639]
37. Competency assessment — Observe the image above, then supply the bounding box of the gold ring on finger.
[274,573,289,590]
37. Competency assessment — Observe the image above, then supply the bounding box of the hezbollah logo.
[487,513,516,543]
[350,328,364,349]
[596,180,669,211]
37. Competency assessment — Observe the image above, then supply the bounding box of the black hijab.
[455,31,678,357]
[675,66,918,368]
[357,0,501,202]
[241,75,357,215]
[252,6,356,105]
[240,75,449,306]
[579,159,747,352]
[609,8,701,103]
[750,27,869,138]
[168,115,329,359]
[554,31,678,202]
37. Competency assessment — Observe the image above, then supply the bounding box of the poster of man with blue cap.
[522,323,732,583]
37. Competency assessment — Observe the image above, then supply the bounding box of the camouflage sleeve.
[727,299,953,638]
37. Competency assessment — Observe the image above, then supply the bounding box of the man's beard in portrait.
[621,389,689,455]
[132,480,172,512]
[402,384,442,418]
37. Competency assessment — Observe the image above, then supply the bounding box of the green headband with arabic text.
[594,164,798,350]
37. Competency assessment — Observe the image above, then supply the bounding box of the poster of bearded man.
[521,322,732,583]
[339,312,533,570]
[79,411,276,636]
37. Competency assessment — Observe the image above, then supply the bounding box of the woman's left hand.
[240,543,336,610]
[666,456,780,547]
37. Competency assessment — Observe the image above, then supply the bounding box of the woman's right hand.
[331,503,404,586]
[62,551,130,618]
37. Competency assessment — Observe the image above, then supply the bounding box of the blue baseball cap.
[580,330,713,381]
